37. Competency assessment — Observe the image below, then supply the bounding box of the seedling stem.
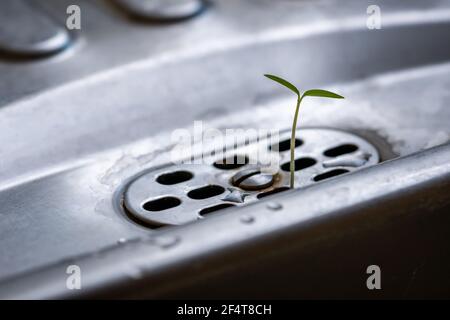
[264,74,344,188]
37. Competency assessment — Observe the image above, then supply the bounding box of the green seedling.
[264,74,344,189]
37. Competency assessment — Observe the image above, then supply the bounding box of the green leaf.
[302,89,344,99]
[264,74,299,96]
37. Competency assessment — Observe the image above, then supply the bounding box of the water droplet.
[266,202,282,211]
[240,215,255,224]
[150,235,180,249]
[117,238,127,244]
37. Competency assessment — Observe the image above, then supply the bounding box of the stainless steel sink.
[0,0,449,298]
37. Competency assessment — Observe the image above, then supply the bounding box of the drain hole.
[156,170,193,185]
[270,138,302,152]
[313,169,349,182]
[281,157,316,171]
[142,197,181,211]
[213,155,249,170]
[324,144,358,157]
[199,203,235,216]
[257,187,290,199]
[188,185,225,200]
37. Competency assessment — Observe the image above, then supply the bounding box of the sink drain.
[122,128,379,227]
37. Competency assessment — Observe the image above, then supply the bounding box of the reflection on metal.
[113,0,206,22]
[322,151,371,168]
[231,168,275,191]
[0,0,70,58]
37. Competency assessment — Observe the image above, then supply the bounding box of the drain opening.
[156,170,193,185]
[199,203,235,216]
[142,196,181,211]
[187,185,225,200]
[269,138,302,152]
[281,157,316,172]
[324,144,358,157]
[313,169,349,182]
[257,187,290,199]
[123,128,380,227]
[213,155,249,170]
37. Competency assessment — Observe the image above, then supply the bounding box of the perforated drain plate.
[123,128,379,227]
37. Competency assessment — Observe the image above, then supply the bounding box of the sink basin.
[0,0,449,298]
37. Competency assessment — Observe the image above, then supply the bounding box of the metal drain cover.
[123,128,379,227]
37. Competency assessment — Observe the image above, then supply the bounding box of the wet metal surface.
[1,143,450,299]
[0,0,449,297]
